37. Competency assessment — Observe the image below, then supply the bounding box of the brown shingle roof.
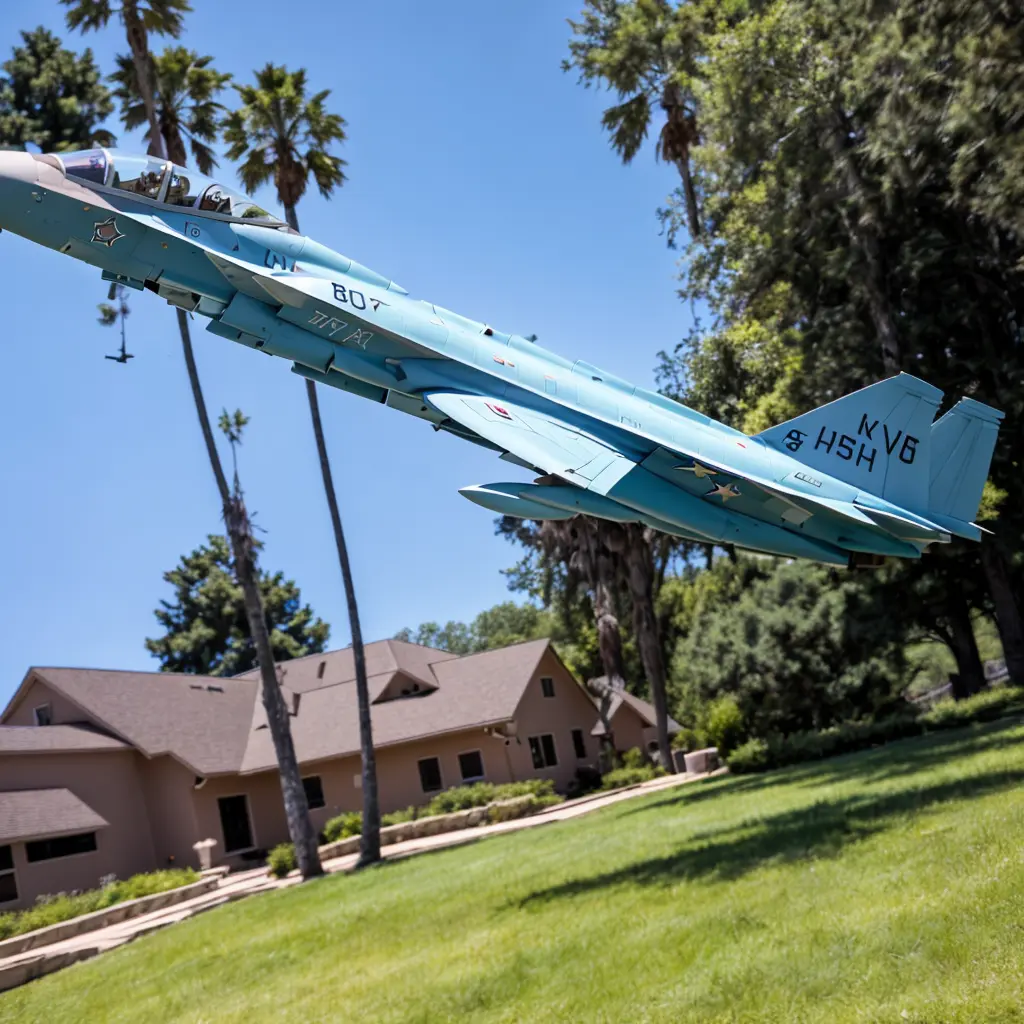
[589,687,682,736]
[11,639,556,777]
[28,668,258,776]
[239,638,551,773]
[0,724,129,754]
[236,639,459,693]
[0,789,108,843]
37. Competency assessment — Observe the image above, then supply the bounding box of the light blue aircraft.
[0,148,1004,567]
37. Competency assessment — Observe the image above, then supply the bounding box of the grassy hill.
[4,719,1024,1023]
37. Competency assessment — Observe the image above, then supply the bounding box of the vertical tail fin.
[756,373,943,511]
[928,398,1004,524]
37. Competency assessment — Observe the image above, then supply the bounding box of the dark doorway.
[217,795,254,853]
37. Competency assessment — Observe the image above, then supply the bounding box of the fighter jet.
[0,148,1005,567]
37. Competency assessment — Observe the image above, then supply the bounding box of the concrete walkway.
[0,768,721,991]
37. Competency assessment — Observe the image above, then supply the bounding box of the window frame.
[216,793,257,856]
[528,733,559,770]
[25,831,98,864]
[302,775,326,810]
[417,756,444,794]
[32,703,52,726]
[457,749,486,783]
[571,728,587,760]
[0,845,17,904]
[540,676,556,699]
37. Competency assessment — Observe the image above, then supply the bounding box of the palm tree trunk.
[304,377,381,866]
[624,526,676,773]
[176,310,322,878]
[285,201,380,867]
[121,0,166,160]
[980,534,1024,686]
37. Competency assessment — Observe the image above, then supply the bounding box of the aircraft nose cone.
[0,150,40,185]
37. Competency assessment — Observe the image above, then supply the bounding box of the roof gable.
[27,668,258,776]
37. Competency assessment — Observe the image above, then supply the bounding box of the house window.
[217,795,254,854]
[571,729,587,760]
[458,750,485,782]
[33,704,52,726]
[540,676,555,698]
[302,776,325,810]
[25,831,97,863]
[0,845,17,904]
[528,734,558,769]
[418,757,443,793]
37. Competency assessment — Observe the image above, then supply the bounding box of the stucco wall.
[505,648,601,792]
[137,756,201,871]
[192,771,289,865]
[0,749,155,911]
[2,679,92,728]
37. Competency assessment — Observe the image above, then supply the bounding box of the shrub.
[382,806,417,827]
[672,727,705,752]
[267,843,296,878]
[726,738,771,774]
[565,765,603,799]
[706,695,745,756]
[323,811,363,843]
[0,869,199,941]
[620,747,649,770]
[600,764,665,790]
[725,688,1024,775]
[922,686,1024,729]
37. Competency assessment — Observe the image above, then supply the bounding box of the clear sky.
[0,0,692,703]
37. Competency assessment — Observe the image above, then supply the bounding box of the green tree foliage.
[395,602,559,656]
[573,0,1024,690]
[0,27,114,151]
[671,558,909,739]
[145,535,329,676]
[222,63,346,221]
[110,45,229,172]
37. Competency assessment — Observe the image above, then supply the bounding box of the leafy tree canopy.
[395,601,560,657]
[0,27,114,151]
[670,558,910,741]
[146,535,329,676]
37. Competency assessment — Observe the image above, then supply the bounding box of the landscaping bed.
[0,870,207,956]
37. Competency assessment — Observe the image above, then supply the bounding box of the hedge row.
[727,686,1024,774]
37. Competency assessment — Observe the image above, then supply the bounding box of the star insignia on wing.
[675,460,717,479]
[707,482,741,503]
[91,217,124,248]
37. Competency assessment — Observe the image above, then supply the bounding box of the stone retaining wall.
[318,795,542,861]
[0,876,220,959]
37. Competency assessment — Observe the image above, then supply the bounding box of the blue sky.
[0,1,693,703]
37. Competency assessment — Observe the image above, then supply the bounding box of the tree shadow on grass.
[516,765,1024,908]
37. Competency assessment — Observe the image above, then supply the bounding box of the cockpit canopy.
[51,148,285,225]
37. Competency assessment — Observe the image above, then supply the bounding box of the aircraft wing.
[426,391,949,544]
[423,392,635,484]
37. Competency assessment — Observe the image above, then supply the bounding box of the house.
[0,638,668,910]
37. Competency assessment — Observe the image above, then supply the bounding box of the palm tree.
[92,38,323,878]
[110,46,227,173]
[61,0,190,159]
[564,0,703,240]
[223,64,382,867]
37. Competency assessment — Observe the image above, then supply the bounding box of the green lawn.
[5,721,1024,1023]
